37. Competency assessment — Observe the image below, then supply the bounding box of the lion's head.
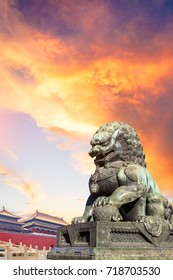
[89,121,146,167]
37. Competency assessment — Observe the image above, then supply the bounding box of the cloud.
[0,166,11,176]
[0,146,18,161]
[0,165,45,202]
[0,0,173,196]
[70,152,94,175]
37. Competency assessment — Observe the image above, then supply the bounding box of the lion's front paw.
[111,211,123,221]
[102,197,115,206]
[93,196,107,207]
[71,215,89,224]
[94,196,116,207]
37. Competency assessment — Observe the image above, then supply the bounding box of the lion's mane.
[98,121,146,167]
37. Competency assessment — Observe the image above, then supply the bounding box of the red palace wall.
[0,231,56,250]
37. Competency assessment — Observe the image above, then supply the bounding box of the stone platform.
[47,221,173,260]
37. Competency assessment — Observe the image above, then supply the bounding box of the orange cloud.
[0,166,11,176]
[0,165,45,202]
[1,1,172,135]
[0,0,173,202]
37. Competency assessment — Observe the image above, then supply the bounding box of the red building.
[0,207,68,249]
[21,210,68,235]
[0,207,24,233]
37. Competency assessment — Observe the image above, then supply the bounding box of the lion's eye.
[102,140,110,146]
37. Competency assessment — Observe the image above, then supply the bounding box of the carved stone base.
[47,221,173,260]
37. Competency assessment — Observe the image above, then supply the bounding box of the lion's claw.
[94,196,115,207]
[93,196,106,207]
[72,215,89,224]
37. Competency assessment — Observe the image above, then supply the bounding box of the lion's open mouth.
[94,150,115,163]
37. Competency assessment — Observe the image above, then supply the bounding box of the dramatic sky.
[0,0,173,223]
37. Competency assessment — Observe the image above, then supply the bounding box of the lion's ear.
[112,129,120,140]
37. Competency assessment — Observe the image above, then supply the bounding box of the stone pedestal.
[47,221,173,260]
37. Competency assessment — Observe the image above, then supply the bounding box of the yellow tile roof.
[21,210,68,225]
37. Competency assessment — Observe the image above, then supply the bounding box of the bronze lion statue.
[72,121,173,235]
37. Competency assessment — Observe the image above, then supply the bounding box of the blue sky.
[0,110,93,222]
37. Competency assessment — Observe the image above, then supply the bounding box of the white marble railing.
[0,239,48,260]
